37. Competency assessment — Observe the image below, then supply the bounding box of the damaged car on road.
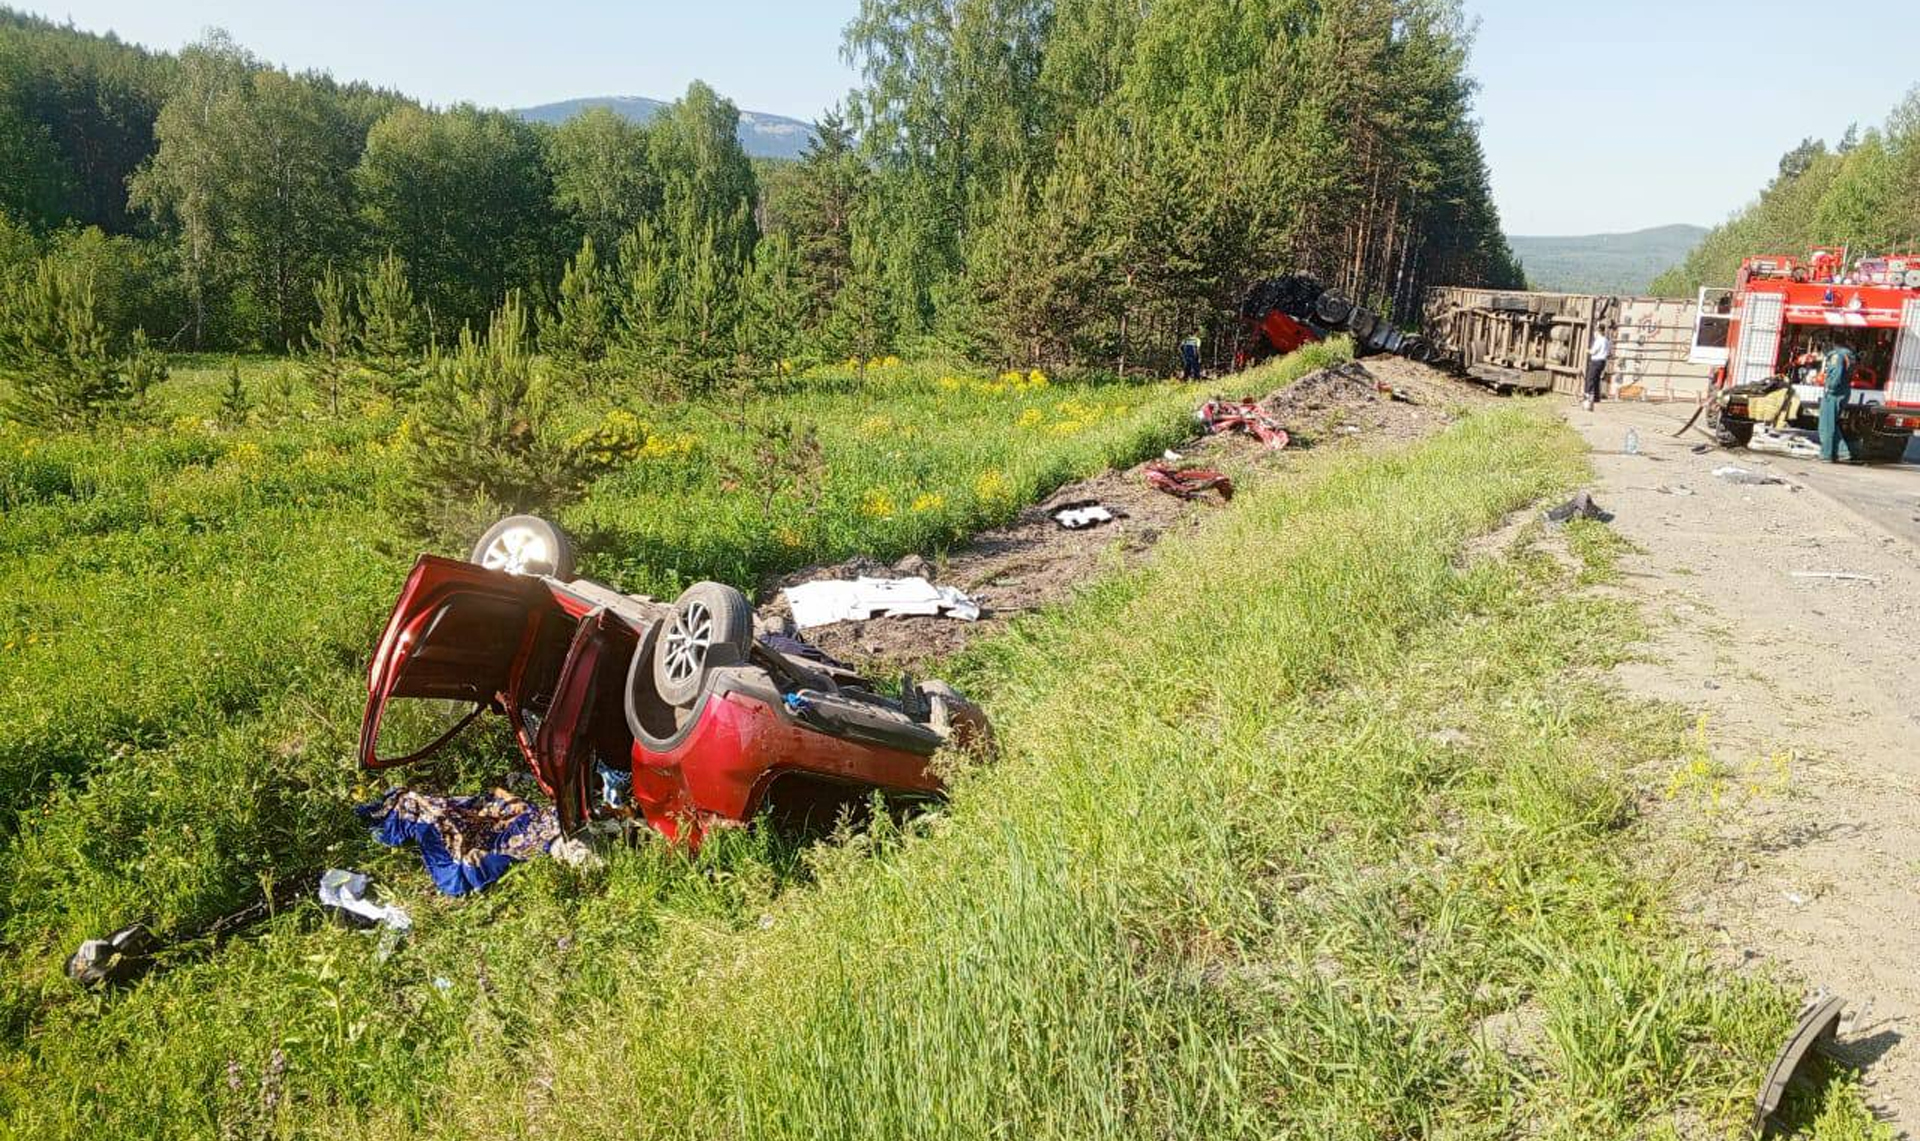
[358,515,991,845]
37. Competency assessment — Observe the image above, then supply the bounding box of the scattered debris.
[1751,424,1822,458]
[1051,500,1119,530]
[1691,442,1711,454]
[1144,461,1234,502]
[1196,398,1290,449]
[1714,465,1788,486]
[1753,994,1847,1137]
[318,869,411,931]
[1655,484,1695,497]
[1162,449,1183,462]
[64,924,153,988]
[1790,571,1879,584]
[548,836,605,871]
[784,576,981,628]
[1544,491,1613,525]
[358,787,561,896]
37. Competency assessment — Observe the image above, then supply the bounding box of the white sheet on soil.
[784,576,981,628]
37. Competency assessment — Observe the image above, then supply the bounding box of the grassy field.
[0,345,1344,1090]
[0,349,1885,1138]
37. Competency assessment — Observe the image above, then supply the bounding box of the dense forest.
[1652,88,1920,296]
[0,0,1519,393]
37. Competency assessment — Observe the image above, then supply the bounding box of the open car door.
[359,555,546,770]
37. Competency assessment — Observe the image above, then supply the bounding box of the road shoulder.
[1567,397,1920,1132]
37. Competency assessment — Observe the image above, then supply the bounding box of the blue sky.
[23,0,1920,236]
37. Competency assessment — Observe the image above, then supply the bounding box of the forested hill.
[516,96,814,159]
[1508,224,1707,295]
[0,1,1519,371]
[1652,98,1920,297]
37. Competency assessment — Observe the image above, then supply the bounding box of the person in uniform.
[1818,342,1858,463]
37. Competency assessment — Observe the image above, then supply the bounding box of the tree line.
[0,0,1521,401]
[1653,88,1920,296]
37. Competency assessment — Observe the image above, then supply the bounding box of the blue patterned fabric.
[358,787,560,896]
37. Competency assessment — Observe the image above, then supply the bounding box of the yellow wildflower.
[882,355,902,368]
[974,468,1011,505]
[911,492,946,513]
[1018,408,1043,428]
[777,526,805,548]
[859,414,894,437]
[226,441,263,467]
[1027,368,1048,387]
[861,489,897,519]
[937,376,961,391]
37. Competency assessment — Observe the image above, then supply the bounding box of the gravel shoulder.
[1568,397,1920,1132]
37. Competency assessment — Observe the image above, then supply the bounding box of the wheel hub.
[663,601,713,684]
[480,527,550,576]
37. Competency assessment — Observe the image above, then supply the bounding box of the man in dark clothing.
[1818,344,1858,463]
[1180,333,1203,380]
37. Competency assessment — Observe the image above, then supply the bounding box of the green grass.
[0,386,1885,1138]
[0,343,1348,1049]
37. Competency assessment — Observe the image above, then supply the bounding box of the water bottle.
[1624,427,1641,456]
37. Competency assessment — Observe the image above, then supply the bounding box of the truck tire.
[1315,290,1355,327]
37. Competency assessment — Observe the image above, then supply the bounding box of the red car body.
[358,555,971,844]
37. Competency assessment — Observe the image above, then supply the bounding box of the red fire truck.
[1703,250,1920,461]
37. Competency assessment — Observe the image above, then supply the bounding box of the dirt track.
[761,357,1487,670]
[1570,398,1920,1133]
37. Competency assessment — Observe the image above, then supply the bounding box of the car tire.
[471,515,575,579]
[653,581,754,707]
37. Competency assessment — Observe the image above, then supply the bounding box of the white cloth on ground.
[783,576,981,628]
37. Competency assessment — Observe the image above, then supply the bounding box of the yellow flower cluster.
[861,488,897,520]
[911,492,946,513]
[973,468,1012,506]
[224,441,264,467]
[847,355,905,370]
[639,432,698,461]
[858,414,895,437]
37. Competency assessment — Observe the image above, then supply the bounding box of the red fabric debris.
[1144,461,1234,502]
[1196,398,1290,450]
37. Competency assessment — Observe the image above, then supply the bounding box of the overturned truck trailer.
[1422,287,1717,400]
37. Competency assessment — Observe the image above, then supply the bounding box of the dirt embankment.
[760,358,1489,671]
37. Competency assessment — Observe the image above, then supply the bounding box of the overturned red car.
[358,516,989,844]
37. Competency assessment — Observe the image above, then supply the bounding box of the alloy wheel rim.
[663,601,713,684]
[480,528,549,576]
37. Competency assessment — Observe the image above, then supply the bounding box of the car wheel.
[1315,290,1355,328]
[653,581,754,707]
[471,515,575,579]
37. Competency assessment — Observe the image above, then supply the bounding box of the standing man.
[1583,326,1611,412]
[1181,331,1202,381]
[1818,341,1858,463]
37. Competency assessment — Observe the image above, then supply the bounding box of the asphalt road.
[1602,399,1920,551]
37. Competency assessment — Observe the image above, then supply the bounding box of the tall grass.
[0,349,1335,1062]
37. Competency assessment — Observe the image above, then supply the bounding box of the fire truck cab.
[1705,250,1920,462]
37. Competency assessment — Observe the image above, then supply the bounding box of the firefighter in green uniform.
[1817,343,1858,463]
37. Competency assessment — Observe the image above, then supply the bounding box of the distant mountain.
[514,96,815,160]
[1507,224,1709,296]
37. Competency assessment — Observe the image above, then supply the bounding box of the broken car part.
[1752,994,1846,1137]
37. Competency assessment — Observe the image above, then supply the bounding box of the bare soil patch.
[759,359,1491,671]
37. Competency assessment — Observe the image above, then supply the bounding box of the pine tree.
[0,255,129,429]
[401,292,595,541]
[542,236,613,395]
[738,232,805,381]
[821,218,896,364]
[358,250,424,392]
[218,359,249,427]
[305,265,357,416]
